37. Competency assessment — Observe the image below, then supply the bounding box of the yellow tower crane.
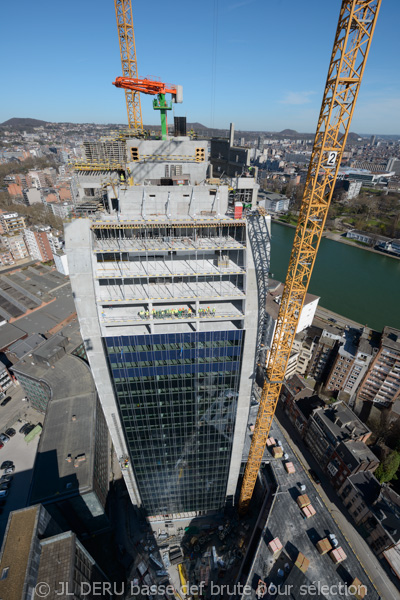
[114,0,143,132]
[239,0,382,514]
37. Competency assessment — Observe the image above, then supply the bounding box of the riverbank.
[270,221,400,331]
[271,217,400,261]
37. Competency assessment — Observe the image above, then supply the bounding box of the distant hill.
[279,129,298,136]
[347,131,362,141]
[0,117,49,129]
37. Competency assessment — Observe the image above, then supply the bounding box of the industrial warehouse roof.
[0,322,26,351]
[7,332,46,359]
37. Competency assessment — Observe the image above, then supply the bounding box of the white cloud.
[281,91,316,105]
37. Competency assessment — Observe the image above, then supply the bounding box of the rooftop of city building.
[0,506,40,600]
[347,470,381,502]
[382,326,400,352]
[28,356,98,504]
[266,280,319,321]
[337,439,378,469]
[311,400,370,441]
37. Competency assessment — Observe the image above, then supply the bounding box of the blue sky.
[1,0,398,134]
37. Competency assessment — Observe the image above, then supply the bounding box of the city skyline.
[1,0,399,134]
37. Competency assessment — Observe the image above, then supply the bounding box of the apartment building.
[307,328,342,382]
[280,374,324,434]
[0,211,26,235]
[0,505,111,600]
[325,329,375,401]
[53,250,69,275]
[291,326,323,376]
[0,249,14,267]
[304,401,376,488]
[24,227,53,262]
[357,326,400,407]
[258,191,290,213]
[0,359,14,398]
[14,173,33,188]
[1,232,30,261]
[51,201,74,219]
[327,438,379,489]
[265,280,320,369]
[28,169,47,189]
[339,473,400,558]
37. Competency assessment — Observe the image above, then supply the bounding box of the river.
[269,221,400,332]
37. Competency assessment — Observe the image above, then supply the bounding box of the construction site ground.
[121,498,263,600]
[242,415,380,600]
[272,402,400,600]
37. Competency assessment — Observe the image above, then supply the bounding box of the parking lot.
[0,385,41,543]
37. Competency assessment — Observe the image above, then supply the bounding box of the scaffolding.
[92,222,248,306]
[73,140,127,172]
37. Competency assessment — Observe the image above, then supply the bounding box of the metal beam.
[114,0,143,130]
[239,0,382,513]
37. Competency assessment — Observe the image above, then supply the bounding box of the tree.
[374,450,400,483]
[351,195,378,219]
[291,184,305,210]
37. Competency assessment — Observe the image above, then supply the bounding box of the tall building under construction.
[66,123,270,522]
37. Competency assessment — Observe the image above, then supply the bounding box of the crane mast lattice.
[114,0,143,131]
[239,0,382,513]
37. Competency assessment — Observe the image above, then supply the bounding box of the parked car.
[24,424,35,436]
[0,461,13,470]
[19,423,30,434]
[3,466,14,474]
[0,482,10,490]
[0,475,12,483]
[0,490,8,498]
[309,469,321,484]
[0,434,10,444]
[5,428,16,437]
[0,442,3,450]
[0,397,12,407]
[329,533,338,548]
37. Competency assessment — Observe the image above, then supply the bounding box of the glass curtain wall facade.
[105,329,244,515]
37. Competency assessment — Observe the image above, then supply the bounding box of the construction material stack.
[316,538,332,555]
[295,552,310,573]
[268,537,283,557]
[351,578,366,600]
[329,547,347,564]
[272,446,283,458]
[296,494,310,509]
[284,461,295,474]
